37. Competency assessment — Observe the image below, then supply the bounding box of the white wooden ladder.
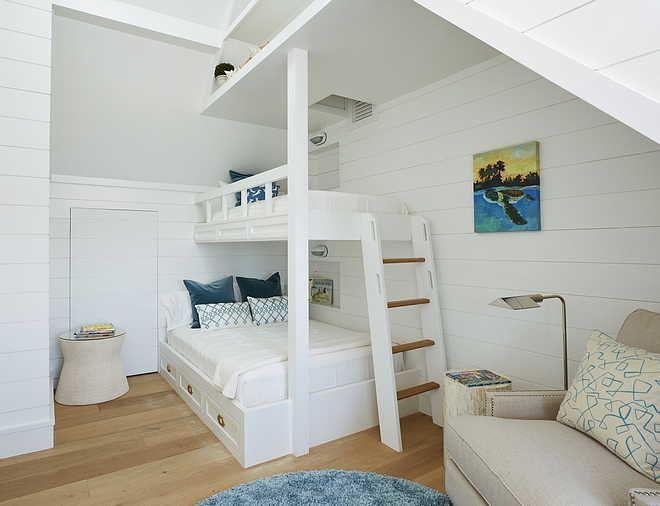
[360,213,447,452]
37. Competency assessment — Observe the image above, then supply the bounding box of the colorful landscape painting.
[473,141,540,232]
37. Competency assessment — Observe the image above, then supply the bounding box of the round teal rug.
[197,469,450,506]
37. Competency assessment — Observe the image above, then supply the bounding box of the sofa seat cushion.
[445,415,658,506]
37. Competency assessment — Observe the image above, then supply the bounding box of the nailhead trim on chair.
[487,390,567,417]
[630,490,660,506]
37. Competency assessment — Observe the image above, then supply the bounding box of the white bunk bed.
[160,166,431,467]
[159,0,449,469]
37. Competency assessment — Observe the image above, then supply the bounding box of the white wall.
[313,55,660,400]
[50,14,287,187]
[47,13,290,392]
[0,0,54,458]
[49,176,287,384]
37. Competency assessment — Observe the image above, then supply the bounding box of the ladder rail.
[410,215,447,426]
[360,214,403,452]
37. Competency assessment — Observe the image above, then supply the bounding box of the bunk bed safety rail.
[194,164,289,223]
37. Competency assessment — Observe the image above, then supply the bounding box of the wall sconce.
[490,294,568,390]
[309,132,327,146]
[310,245,328,257]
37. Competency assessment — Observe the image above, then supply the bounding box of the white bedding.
[168,320,405,408]
[211,190,409,222]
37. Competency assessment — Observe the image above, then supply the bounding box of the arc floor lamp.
[489,294,568,390]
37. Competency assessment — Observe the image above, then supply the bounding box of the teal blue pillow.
[229,170,280,207]
[183,276,235,329]
[236,272,281,302]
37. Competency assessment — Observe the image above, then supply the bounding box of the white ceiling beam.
[415,0,660,145]
[53,0,224,53]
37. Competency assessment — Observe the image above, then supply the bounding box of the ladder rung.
[392,339,435,354]
[397,382,440,401]
[387,298,430,309]
[383,257,425,264]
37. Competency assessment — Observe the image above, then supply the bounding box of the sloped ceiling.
[416,0,660,144]
[116,0,230,29]
[57,0,660,144]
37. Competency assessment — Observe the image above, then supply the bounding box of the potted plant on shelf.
[214,63,235,86]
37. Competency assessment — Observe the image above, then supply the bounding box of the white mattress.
[168,320,405,408]
[211,190,409,222]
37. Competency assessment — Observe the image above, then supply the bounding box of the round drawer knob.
[166,364,171,373]
[217,414,226,427]
[187,384,193,395]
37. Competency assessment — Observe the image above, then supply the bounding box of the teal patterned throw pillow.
[557,330,660,483]
[248,296,288,326]
[195,302,252,330]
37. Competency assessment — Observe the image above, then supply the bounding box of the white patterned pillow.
[248,296,288,326]
[557,330,660,483]
[195,302,252,330]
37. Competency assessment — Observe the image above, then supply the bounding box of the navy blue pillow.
[236,272,282,302]
[183,276,235,329]
[229,170,280,207]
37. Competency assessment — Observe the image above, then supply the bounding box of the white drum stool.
[55,329,129,405]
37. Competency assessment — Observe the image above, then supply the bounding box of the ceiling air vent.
[348,99,378,130]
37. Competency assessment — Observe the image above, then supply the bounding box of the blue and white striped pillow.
[195,302,252,330]
[248,296,288,326]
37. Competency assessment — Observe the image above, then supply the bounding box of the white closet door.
[70,208,158,376]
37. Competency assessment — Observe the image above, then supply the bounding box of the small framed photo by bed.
[309,278,333,306]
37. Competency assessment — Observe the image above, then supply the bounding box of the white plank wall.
[314,56,660,404]
[309,147,340,191]
[49,176,287,384]
[0,0,53,459]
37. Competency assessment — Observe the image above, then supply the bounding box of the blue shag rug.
[197,469,450,506]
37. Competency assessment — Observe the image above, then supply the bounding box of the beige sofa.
[444,309,660,506]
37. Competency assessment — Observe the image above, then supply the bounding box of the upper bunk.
[194,165,416,243]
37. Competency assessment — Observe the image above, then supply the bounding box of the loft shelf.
[201,0,499,129]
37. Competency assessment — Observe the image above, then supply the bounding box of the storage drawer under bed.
[160,354,177,384]
[178,370,202,411]
[204,396,240,451]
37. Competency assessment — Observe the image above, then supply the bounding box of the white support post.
[287,47,309,458]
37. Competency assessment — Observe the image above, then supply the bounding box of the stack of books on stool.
[74,323,116,339]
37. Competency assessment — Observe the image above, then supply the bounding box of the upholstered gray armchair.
[444,309,660,506]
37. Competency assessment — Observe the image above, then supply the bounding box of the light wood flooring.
[0,373,445,506]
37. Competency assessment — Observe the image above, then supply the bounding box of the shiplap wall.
[49,176,287,384]
[0,0,54,459]
[310,146,340,191]
[313,55,660,400]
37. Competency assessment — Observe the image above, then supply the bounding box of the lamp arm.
[539,295,568,390]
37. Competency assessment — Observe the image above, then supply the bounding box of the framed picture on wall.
[309,278,333,306]
[473,141,540,232]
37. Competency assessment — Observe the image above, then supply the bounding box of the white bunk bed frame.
[160,157,430,466]
[159,7,448,467]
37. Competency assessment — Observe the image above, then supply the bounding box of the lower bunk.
[159,326,421,468]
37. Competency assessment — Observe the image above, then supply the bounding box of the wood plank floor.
[0,373,445,506]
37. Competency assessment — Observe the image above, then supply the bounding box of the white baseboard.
[0,372,55,460]
[0,422,53,459]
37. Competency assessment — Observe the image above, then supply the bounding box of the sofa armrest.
[630,489,660,506]
[485,390,567,420]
